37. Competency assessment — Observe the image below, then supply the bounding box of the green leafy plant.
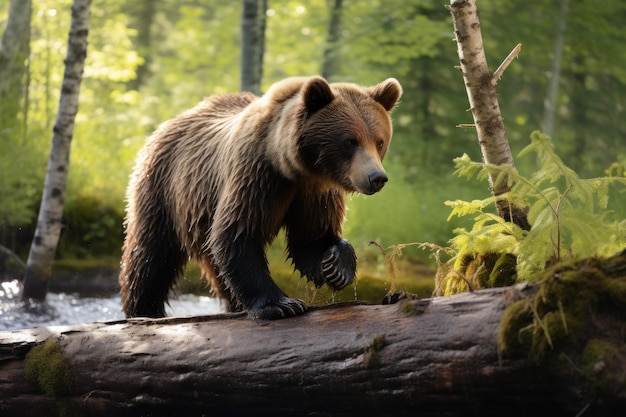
[441,131,626,292]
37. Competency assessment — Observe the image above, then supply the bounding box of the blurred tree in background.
[0,0,625,278]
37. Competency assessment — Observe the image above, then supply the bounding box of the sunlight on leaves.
[445,131,626,282]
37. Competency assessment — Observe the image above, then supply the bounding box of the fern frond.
[449,213,521,256]
[447,130,626,285]
[452,153,484,180]
[444,199,490,221]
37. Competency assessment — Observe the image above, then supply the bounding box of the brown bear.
[119,76,402,320]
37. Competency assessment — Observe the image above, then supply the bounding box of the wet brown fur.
[119,76,402,319]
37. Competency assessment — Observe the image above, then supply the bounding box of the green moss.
[498,251,626,406]
[370,334,386,352]
[578,339,626,400]
[488,253,518,287]
[26,339,73,397]
[497,299,532,354]
[363,334,387,369]
[25,339,76,416]
[441,252,517,296]
[401,300,418,316]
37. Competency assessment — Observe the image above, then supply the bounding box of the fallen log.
[1,280,614,417]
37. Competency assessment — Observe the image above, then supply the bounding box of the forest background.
[1,0,626,298]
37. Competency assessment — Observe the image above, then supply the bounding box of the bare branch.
[491,43,522,86]
[0,244,25,270]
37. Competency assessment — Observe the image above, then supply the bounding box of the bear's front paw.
[247,296,307,320]
[321,239,357,291]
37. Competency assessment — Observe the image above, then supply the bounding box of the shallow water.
[0,280,224,331]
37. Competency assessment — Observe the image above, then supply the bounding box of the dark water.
[0,280,223,331]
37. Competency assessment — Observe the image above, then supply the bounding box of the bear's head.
[296,77,402,195]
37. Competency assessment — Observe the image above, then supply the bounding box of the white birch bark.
[22,0,92,301]
[449,0,529,230]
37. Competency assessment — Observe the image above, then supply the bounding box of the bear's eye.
[344,138,358,148]
[377,140,385,150]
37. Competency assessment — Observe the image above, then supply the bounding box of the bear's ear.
[302,76,334,114]
[369,78,403,112]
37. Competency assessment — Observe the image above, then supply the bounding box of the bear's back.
[204,92,258,118]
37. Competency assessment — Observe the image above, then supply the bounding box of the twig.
[491,43,522,86]
[0,244,26,270]
[456,123,476,129]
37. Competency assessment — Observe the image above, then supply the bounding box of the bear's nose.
[368,170,388,192]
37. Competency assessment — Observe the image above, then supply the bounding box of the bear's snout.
[368,170,388,193]
[349,149,388,195]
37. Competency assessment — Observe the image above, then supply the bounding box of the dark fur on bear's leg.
[321,239,357,291]
[120,210,186,318]
[214,233,307,320]
[286,236,357,292]
[247,292,308,320]
[284,189,356,291]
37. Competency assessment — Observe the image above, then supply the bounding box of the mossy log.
[1,269,624,417]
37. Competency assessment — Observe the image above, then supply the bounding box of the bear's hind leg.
[197,256,238,313]
[120,244,186,318]
[120,198,186,318]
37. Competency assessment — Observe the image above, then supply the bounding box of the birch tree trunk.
[0,0,31,139]
[320,0,343,81]
[542,0,569,138]
[449,0,530,230]
[22,0,92,301]
[240,0,267,95]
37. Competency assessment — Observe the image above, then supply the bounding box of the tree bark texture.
[240,0,266,95]
[320,0,343,81]
[0,0,31,139]
[449,0,530,230]
[22,0,92,301]
[0,285,608,417]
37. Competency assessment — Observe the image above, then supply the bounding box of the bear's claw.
[321,239,357,291]
[247,296,307,320]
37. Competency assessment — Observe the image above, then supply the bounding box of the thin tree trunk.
[240,0,267,94]
[257,0,267,89]
[449,0,530,230]
[542,0,569,138]
[22,0,92,301]
[0,0,31,139]
[320,0,343,81]
[126,0,156,91]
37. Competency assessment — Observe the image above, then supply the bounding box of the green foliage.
[340,0,448,82]
[444,131,626,286]
[2,0,626,277]
[344,161,482,262]
[56,196,124,259]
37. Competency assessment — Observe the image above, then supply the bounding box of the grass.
[176,247,436,305]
